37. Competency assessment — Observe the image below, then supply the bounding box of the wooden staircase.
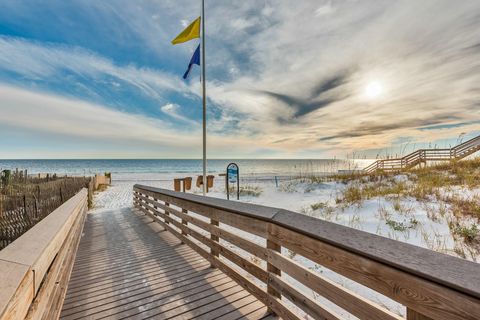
[364,134,480,173]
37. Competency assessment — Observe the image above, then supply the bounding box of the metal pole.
[201,0,207,196]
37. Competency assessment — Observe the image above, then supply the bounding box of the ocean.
[0,159,372,180]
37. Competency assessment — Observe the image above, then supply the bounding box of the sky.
[0,0,479,159]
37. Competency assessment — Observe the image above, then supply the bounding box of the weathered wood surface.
[134,185,480,320]
[60,206,271,320]
[135,185,480,299]
[0,189,88,320]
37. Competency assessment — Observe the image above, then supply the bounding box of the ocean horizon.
[0,158,372,177]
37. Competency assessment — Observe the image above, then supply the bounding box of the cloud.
[0,36,187,100]
[200,0,480,152]
[252,71,351,120]
[160,103,197,125]
[1,1,480,158]
[0,84,297,158]
[0,84,184,146]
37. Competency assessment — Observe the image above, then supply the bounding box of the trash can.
[196,175,203,188]
[207,175,215,188]
[184,177,192,190]
[174,178,181,192]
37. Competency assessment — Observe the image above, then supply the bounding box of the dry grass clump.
[337,158,479,206]
[385,217,418,232]
[410,158,480,189]
[454,224,479,243]
[336,178,408,205]
[449,197,480,219]
[341,185,363,204]
[310,202,327,211]
[226,185,262,197]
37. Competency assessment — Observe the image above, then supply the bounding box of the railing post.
[152,197,158,214]
[181,183,188,238]
[182,208,188,237]
[406,308,434,320]
[153,196,166,231]
[164,202,170,225]
[210,218,219,267]
[267,223,281,315]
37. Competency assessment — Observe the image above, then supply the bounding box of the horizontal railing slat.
[133,200,269,300]
[137,188,270,237]
[268,223,480,320]
[267,249,401,320]
[135,195,268,283]
[135,194,268,260]
[268,273,341,320]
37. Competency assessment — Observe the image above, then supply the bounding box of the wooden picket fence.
[0,177,92,250]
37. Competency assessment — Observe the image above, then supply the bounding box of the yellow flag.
[171,17,201,45]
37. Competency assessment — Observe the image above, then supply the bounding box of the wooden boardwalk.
[2,186,479,320]
[59,207,271,320]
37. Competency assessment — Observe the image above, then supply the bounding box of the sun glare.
[365,81,382,99]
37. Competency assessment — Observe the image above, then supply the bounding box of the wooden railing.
[133,185,480,320]
[0,189,88,320]
[364,134,480,173]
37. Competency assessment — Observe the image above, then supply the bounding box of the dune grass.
[328,157,480,253]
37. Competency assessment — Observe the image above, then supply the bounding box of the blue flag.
[183,44,200,79]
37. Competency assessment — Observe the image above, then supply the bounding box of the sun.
[365,81,383,99]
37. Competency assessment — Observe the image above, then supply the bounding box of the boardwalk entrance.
[2,185,479,320]
[59,207,271,320]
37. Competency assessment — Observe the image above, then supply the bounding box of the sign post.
[226,163,239,200]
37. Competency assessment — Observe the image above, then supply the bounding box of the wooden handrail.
[0,189,88,320]
[453,135,480,150]
[364,134,480,173]
[133,185,480,320]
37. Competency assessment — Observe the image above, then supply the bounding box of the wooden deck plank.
[62,262,216,310]
[66,248,198,285]
[60,207,268,320]
[191,295,261,320]
[69,273,232,319]
[125,281,243,319]
[63,258,209,301]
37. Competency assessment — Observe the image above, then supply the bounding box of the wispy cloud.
[0,36,186,99]
[160,103,197,125]
[0,85,287,158]
[200,0,480,152]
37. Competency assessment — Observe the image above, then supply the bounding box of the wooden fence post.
[23,194,28,221]
[23,194,27,216]
[33,194,38,220]
[267,223,281,314]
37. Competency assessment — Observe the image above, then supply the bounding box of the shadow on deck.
[60,207,272,320]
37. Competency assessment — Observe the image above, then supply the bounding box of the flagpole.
[201,0,207,196]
